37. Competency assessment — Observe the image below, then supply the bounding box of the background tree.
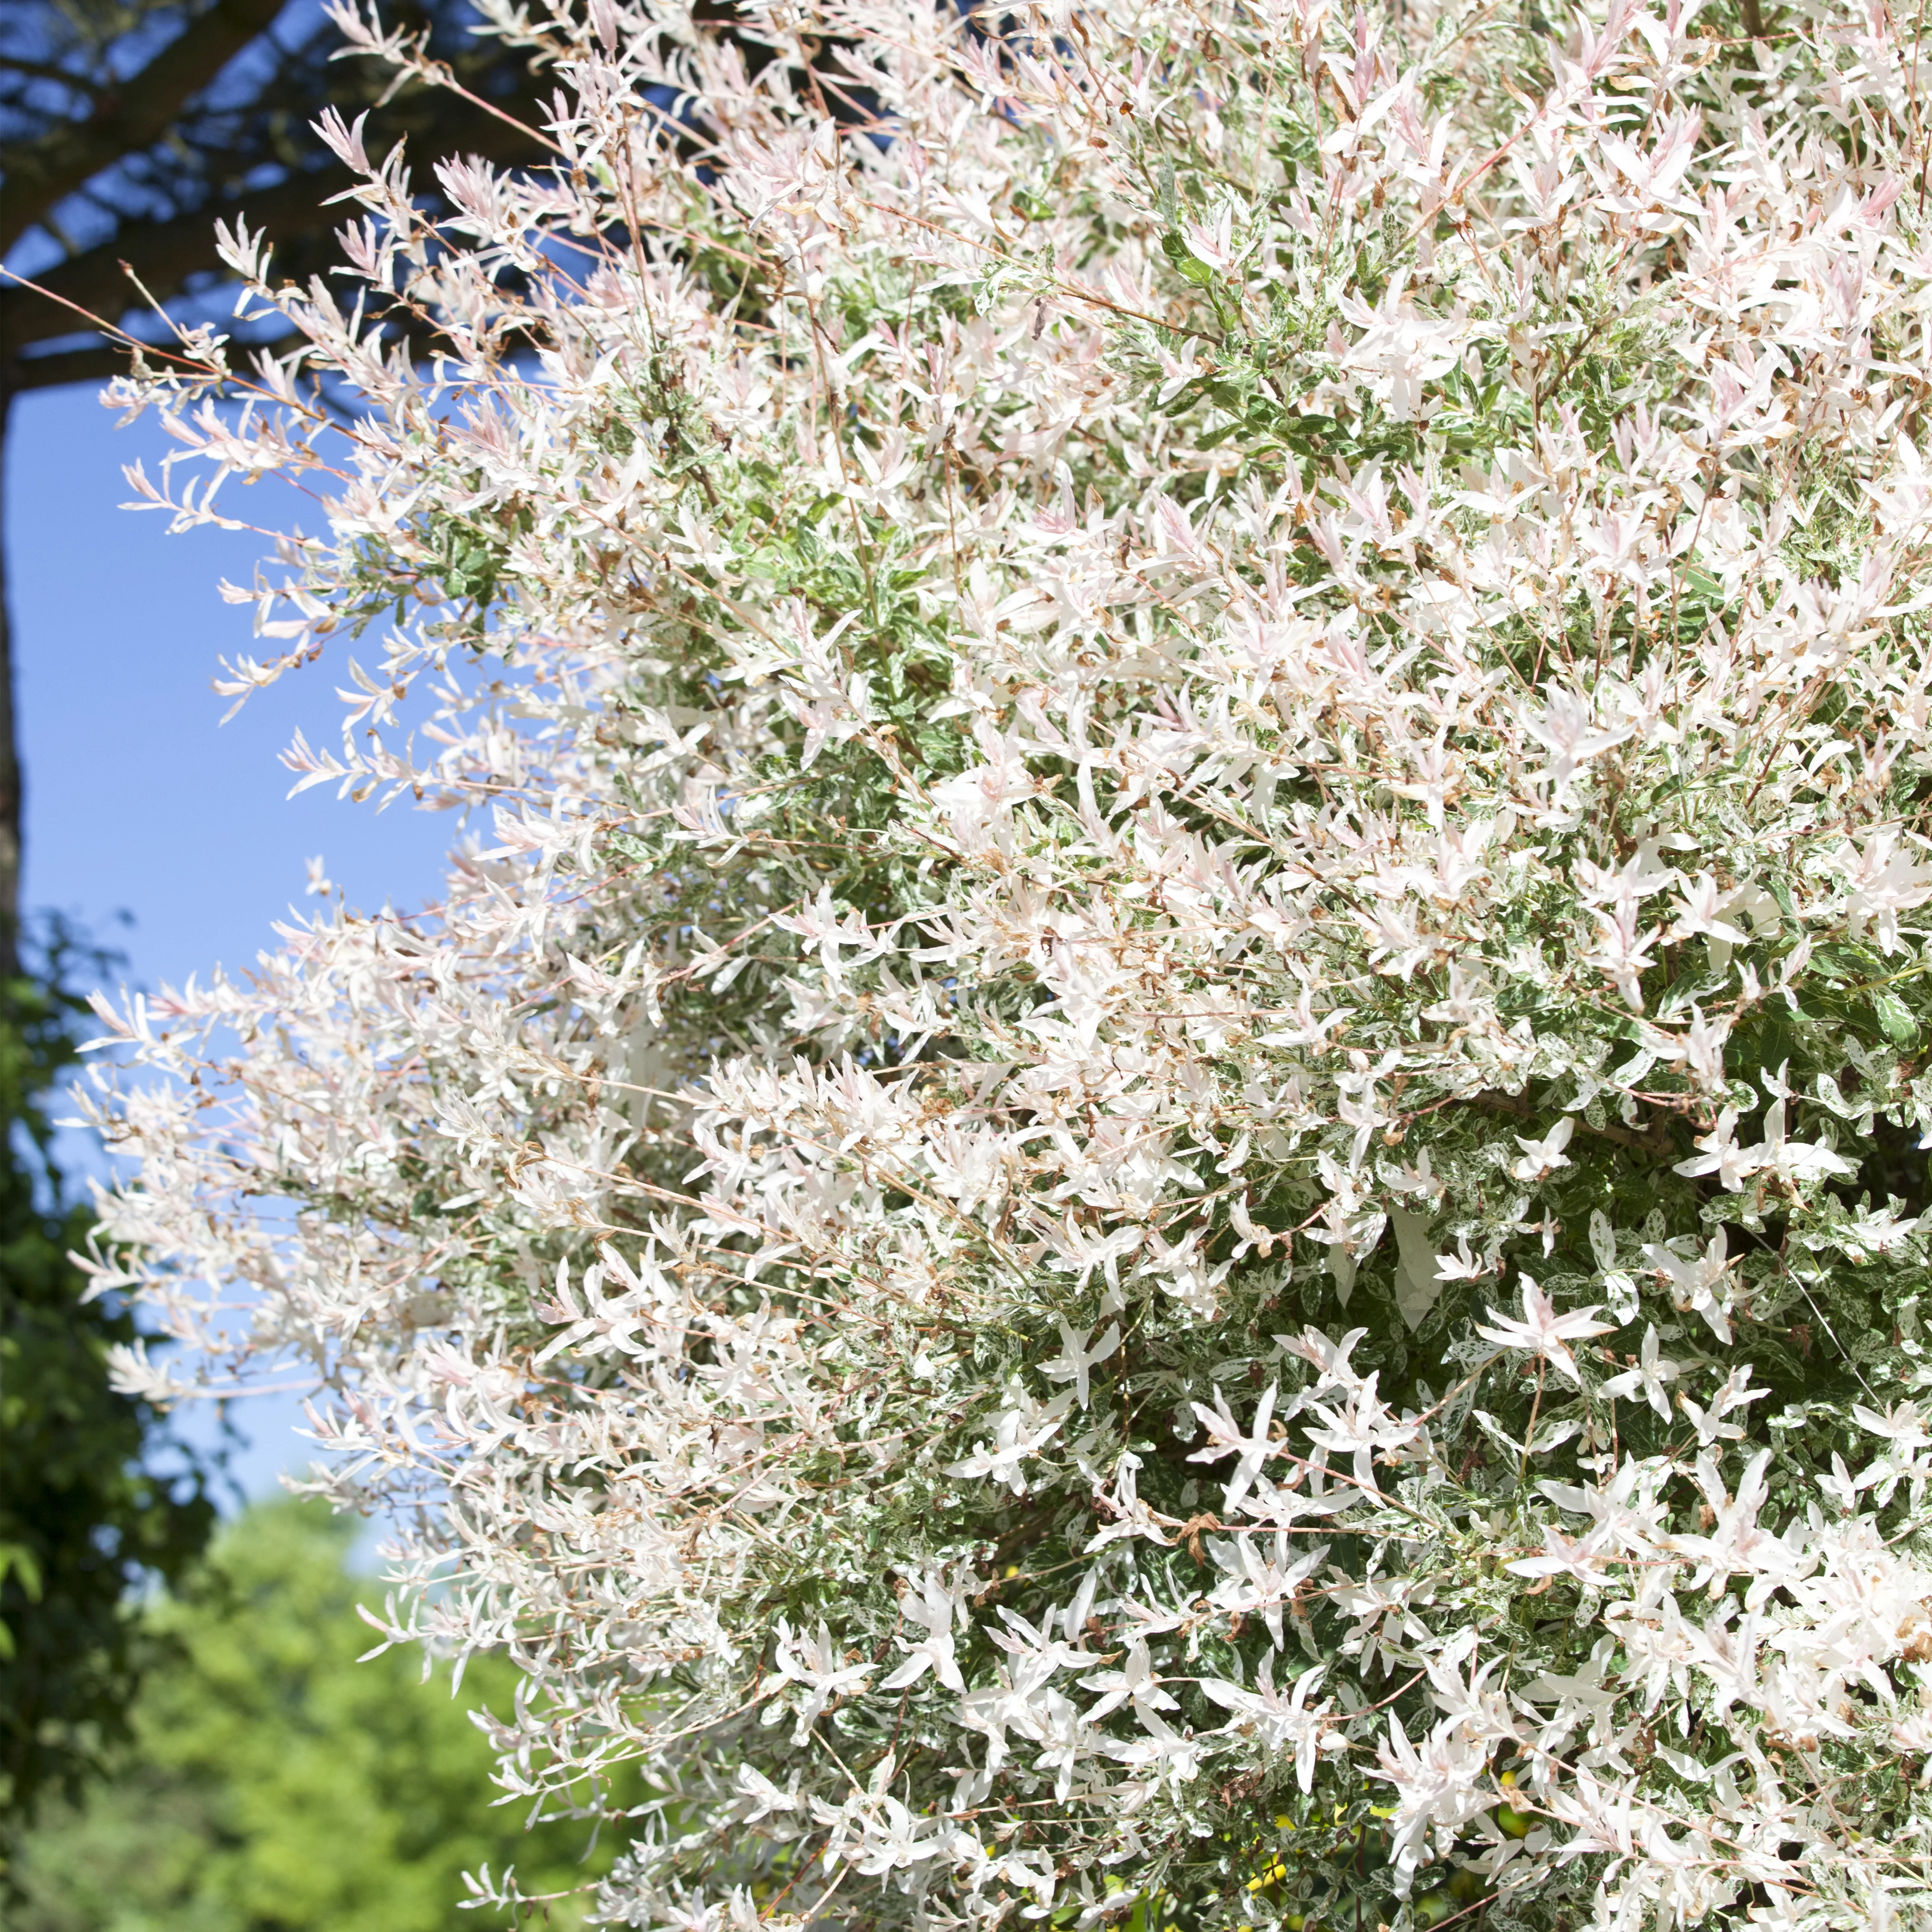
[8,1498,628,1931]
[0,918,215,1870]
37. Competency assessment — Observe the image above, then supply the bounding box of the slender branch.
[0,55,110,93]
[1465,1086,1678,1162]
[4,339,155,391]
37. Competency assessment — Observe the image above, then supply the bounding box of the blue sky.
[9,379,455,1499]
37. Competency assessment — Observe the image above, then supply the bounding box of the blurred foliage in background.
[9,1498,621,1932]
[0,927,215,1868]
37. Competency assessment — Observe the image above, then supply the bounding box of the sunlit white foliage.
[79,0,1932,1923]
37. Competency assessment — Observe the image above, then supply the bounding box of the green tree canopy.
[0,929,213,1860]
[10,1498,624,1932]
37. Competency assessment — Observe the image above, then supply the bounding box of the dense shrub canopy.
[84,0,1932,1924]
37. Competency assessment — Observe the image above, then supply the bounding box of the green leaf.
[1874,989,1920,1048]
[1160,230,1218,287]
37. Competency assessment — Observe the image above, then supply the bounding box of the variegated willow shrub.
[78,0,1932,1923]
